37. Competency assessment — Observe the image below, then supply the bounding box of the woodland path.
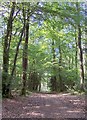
[2,93,86,118]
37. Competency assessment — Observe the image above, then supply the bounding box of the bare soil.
[2,93,86,118]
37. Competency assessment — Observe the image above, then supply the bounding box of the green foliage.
[1,2,86,95]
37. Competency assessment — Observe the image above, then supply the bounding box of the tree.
[76,3,85,91]
[2,2,16,97]
[21,4,30,95]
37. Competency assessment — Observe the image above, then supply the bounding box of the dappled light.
[67,110,82,113]
[2,93,85,118]
[1,1,87,119]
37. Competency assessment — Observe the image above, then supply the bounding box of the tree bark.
[21,6,30,95]
[78,25,85,90]
[2,2,16,97]
[59,41,63,92]
[50,40,57,91]
[6,25,25,97]
[76,3,85,91]
[75,27,78,80]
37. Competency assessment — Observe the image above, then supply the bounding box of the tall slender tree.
[2,2,16,97]
[76,3,85,90]
[21,4,30,95]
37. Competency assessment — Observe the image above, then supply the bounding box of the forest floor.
[2,92,86,118]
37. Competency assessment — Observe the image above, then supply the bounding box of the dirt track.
[2,93,86,118]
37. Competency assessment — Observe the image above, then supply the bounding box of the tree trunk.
[50,40,57,92]
[75,27,78,80]
[7,26,25,97]
[21,7,30,95]
[85,5,87,90]
[78,25,85,90]
[76,3,85,91]
[59,43,63,92]
[2,2,16,97]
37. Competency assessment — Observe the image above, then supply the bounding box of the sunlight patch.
[31,111,44,117]
[45,104,50,107]
[67,110,82,113]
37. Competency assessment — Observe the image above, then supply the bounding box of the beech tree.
[21,4,30,95]
[76,3,85,90]
[2,2,16,97]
